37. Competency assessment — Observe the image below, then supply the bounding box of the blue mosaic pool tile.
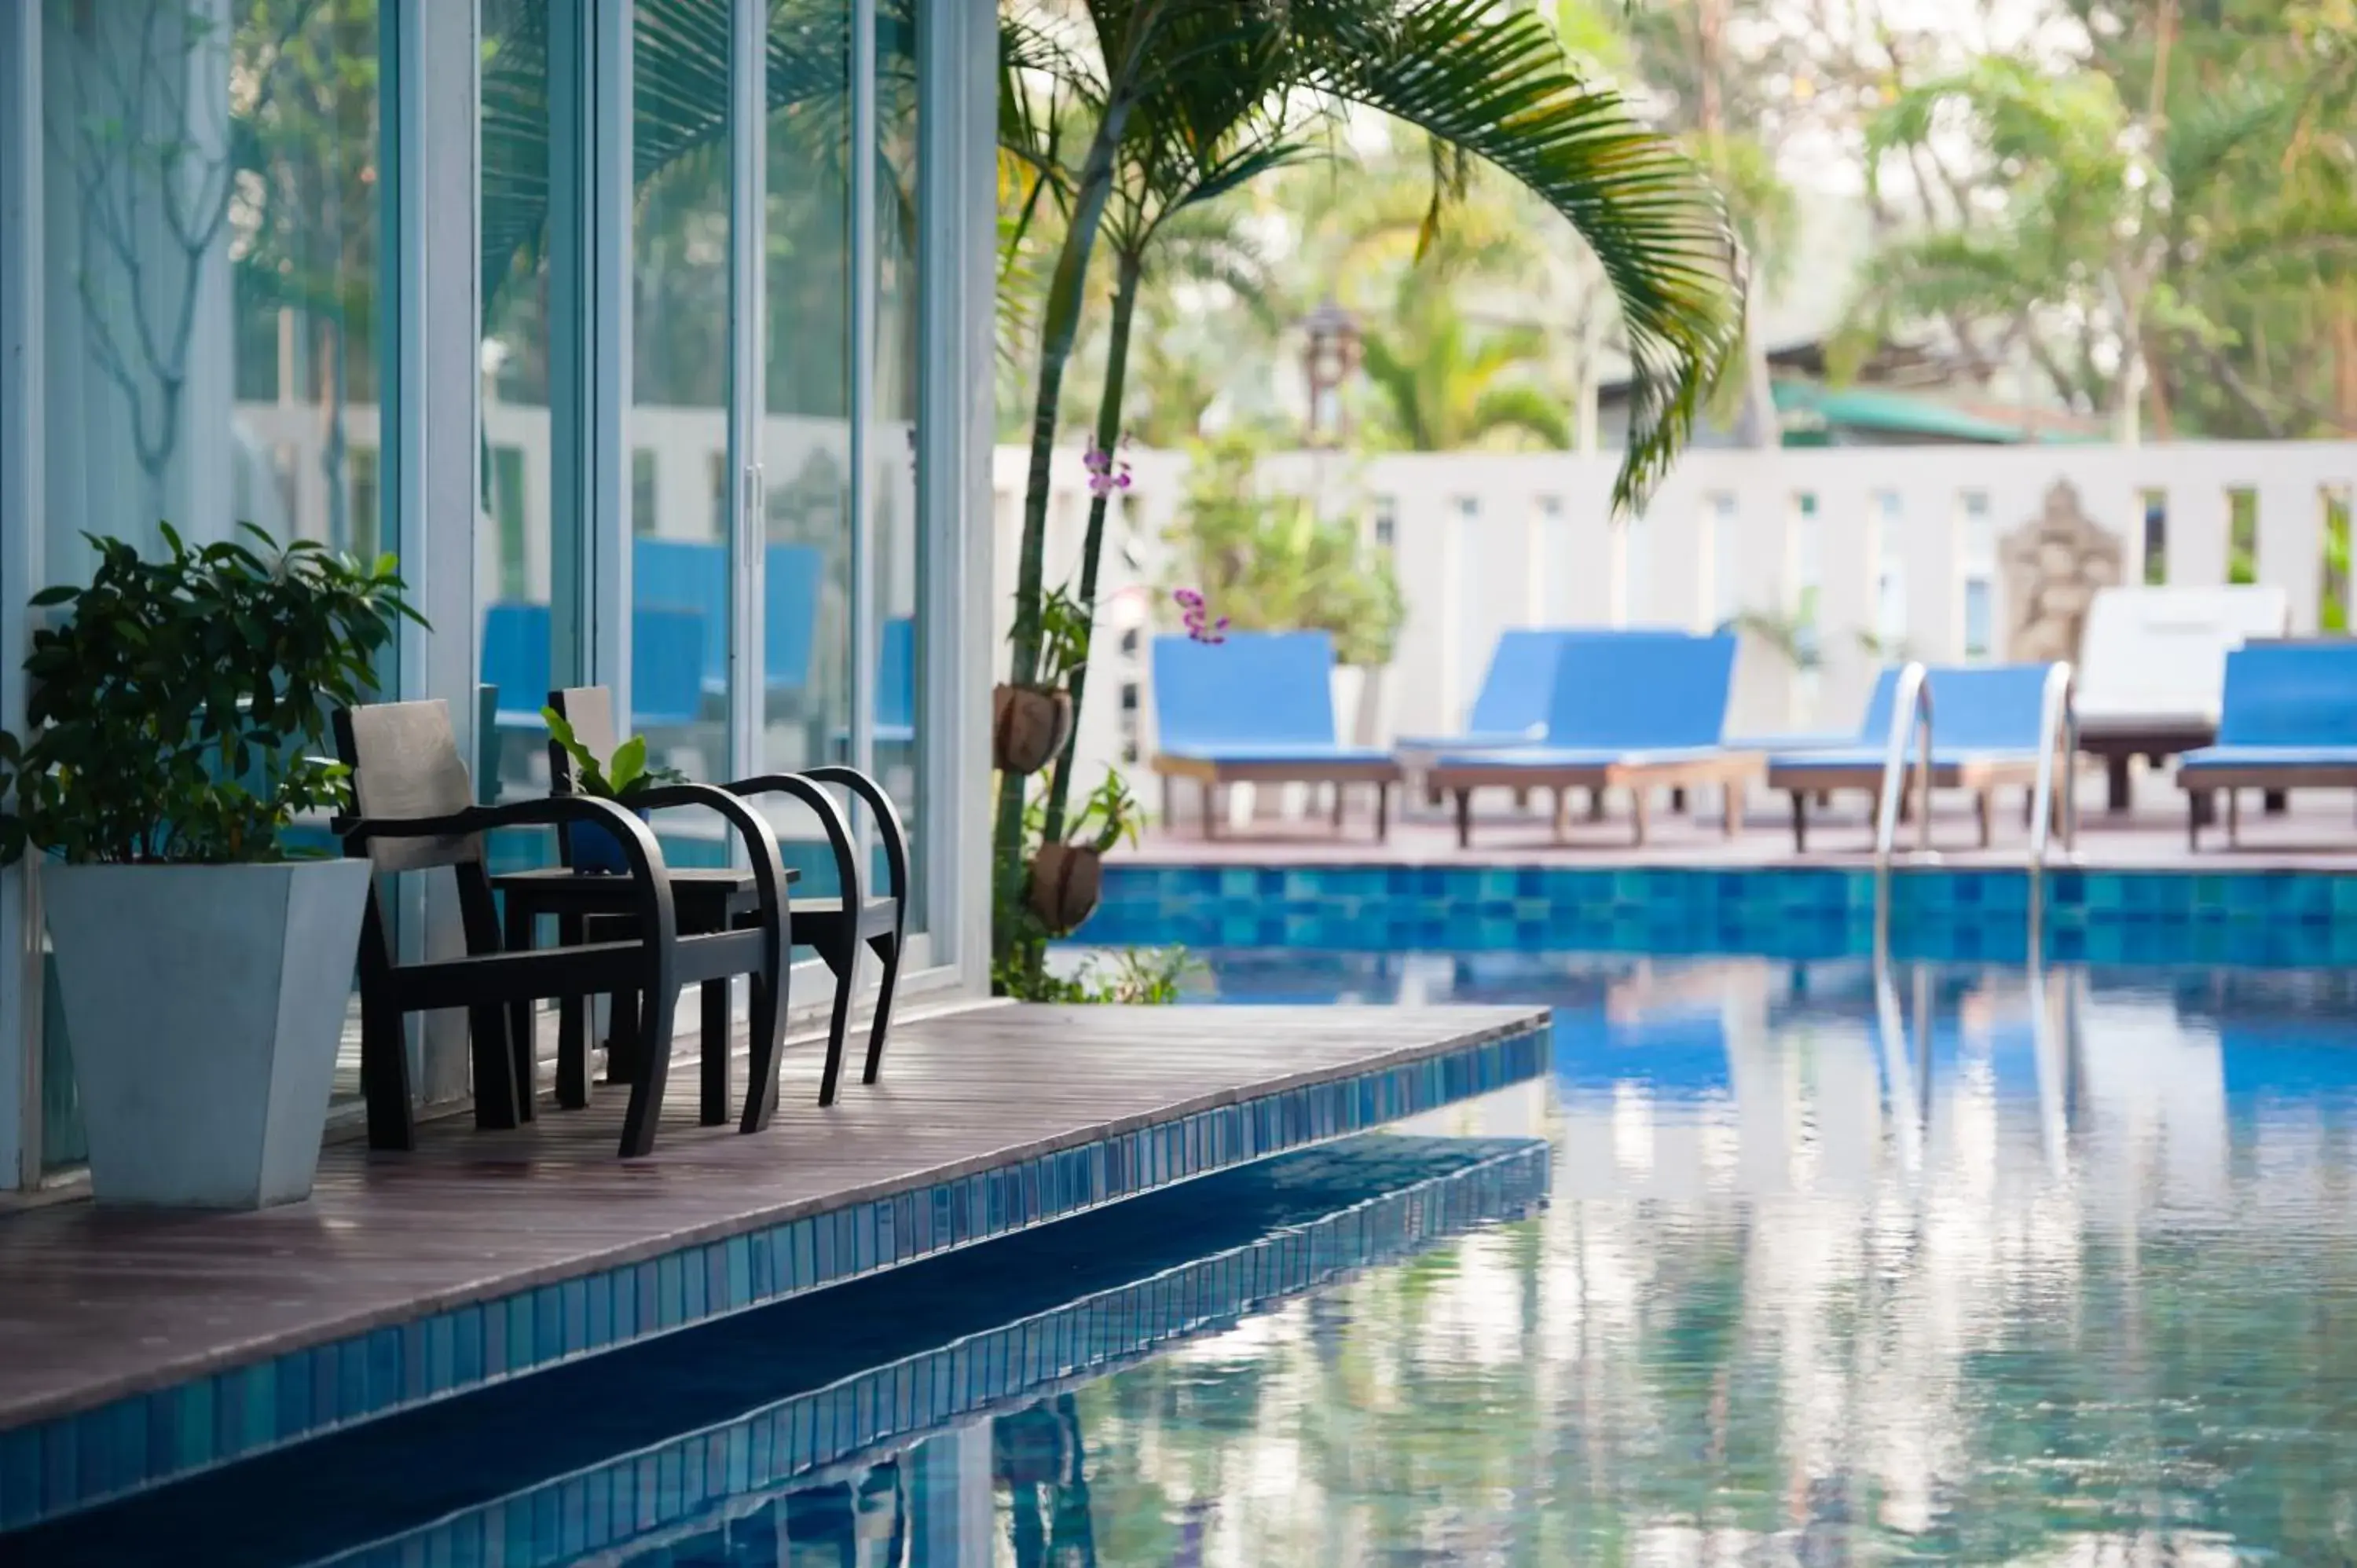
[1087,862,2357,959]
[324,1135,1551,1568]
[4,1016,1546,1531]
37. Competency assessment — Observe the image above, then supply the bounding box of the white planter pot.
[43,859,374,1208]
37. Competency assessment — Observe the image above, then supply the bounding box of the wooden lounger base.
[1772,760,2060,854]
[2181,768,2357,850]
[1424,755,1763,849]
[1152,757,1403,842]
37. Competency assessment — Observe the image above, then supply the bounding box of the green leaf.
[607,735,648,797]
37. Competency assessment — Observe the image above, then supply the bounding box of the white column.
[2256,475,2324,636]
[2167,477,2231,588]
[1,0,44,1188]
[929,0,997,983]
[388,0,483,1104]
[1809,469,1877,731]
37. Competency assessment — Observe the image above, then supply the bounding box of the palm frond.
[1286,0,1741,508]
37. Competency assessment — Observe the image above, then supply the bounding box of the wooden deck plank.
[0,1002,1543,1438]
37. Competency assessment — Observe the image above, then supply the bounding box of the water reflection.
[409,948,2357,1563]
[1047,944,2357,1565]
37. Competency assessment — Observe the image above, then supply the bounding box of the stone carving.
[1999,480,2124,664]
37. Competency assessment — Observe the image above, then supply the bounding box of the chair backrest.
[633,537,728,689]
[766,544,823,691]
[1905,664,2057,752]
[1153,630,1339,753]
[481,603,552,717]
[1464,629,1568,738]
[1541,632,1736,751]
[631,606,706,729]
[2216,641,2357,747]
[1853,665,1905,742]
[876,615,916,729]
[548,686,621,792]
[335,699,483,873]
[2076,584,2290,722]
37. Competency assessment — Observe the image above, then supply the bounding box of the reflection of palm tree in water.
[993,1394,1099,1567]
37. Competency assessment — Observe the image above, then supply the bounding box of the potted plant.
[994,584,1086,775]
[0,526,420,1208]
[1026,768,1142,935]
[541,709,689,872]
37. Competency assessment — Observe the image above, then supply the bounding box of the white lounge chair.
[2073,584,2289,812]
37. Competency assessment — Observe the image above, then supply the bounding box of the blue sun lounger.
[1151,630,1403,840]
[1395,627,1695,756]
[2178,641,2357,849]
[1768,663,2062,852]
[1422,632,1760,847]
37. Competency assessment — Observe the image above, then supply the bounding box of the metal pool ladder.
[1871,662,1937,946]
[1871,659,2081,940]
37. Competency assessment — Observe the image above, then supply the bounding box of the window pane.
[481,0,555,805]
[632,0,735,819]
[763,0,853,899]
[875,1,924,927]
[38,0,385,1152]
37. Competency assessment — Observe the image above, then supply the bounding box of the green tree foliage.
[1846,0,2357,438]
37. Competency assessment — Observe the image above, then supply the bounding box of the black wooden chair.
[333,698,790,1158]
[541,686,908,1114]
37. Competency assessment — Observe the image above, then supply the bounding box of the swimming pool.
[14,940,2357,1564]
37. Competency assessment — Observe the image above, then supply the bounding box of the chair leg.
[616,984,676,1160]
[503,897,537,1120]
[469,1004,522,1130]
[739,960,787,1134]
[1787,790,1806,853]
[1330,782,1345,829]
[2106,753,2132,815]
[1453,787,1473,849]
[861,930,904,1086]
[2187,791,2202,851]
[1976,790,1993,849]
[359,991,414,1152]
[604,991,643,1085]
[698,979,731,1127]
[1374,782,1391,842]
[2227,788,2242,847]
[817,939,859,1108]
[1721,780,1739,838]
[1202,779,1219,840]
[1630,788,1650,847]
[555,913,591,1109]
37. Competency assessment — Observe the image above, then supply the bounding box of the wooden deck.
[0,1001,1545,1530]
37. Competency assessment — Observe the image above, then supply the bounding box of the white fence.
[994,442,2357,804]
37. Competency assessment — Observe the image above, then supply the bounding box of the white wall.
[990,441,2357,808]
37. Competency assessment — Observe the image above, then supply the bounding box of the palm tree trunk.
[1040,250,1143,848]
[991,64,1149,965]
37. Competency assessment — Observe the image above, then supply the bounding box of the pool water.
[1037,948,2357,1565]
[16,947,2357,1566]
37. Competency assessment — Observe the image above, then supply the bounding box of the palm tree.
[994,2,1742,976]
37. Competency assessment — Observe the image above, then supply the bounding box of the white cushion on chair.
[2075,585,2290,731]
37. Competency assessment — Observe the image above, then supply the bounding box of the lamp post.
[1300,297,1361,448]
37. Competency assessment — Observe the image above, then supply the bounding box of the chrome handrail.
[2026,660,2079,870]
[1871,661,1935,874]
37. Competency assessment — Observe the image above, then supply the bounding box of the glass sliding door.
[480,0,557,804]
[761,0,855,899]
[631,0,739,844]
[37,0,387,1156]
[873,0,925,929]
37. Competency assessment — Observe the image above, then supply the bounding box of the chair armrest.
[342,796,680,948]
[623,782,794,925]
[802,765,908,914]
[726,772,861,917]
